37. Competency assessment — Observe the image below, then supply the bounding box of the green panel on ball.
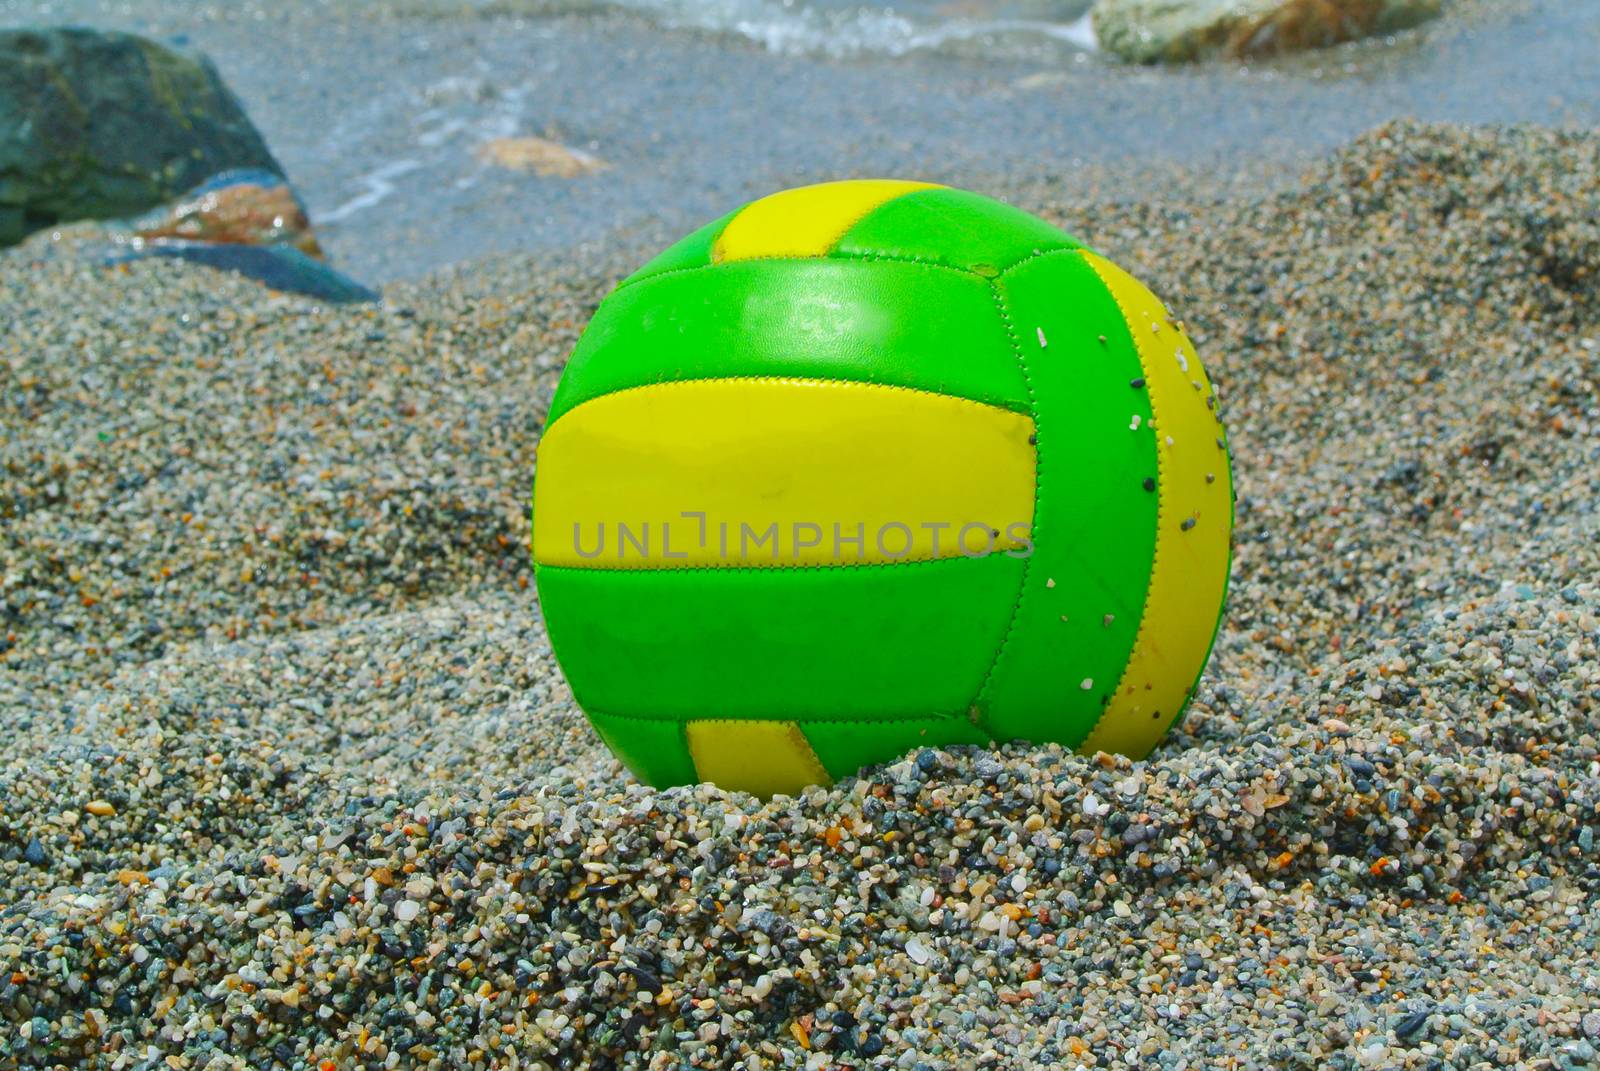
[546,257,1032,425]
[535,553,1027,723]
[833,187,1083,272]
[973,249,1160,746]
[621,208,741,287]
[801,714,991,782]
[586,708,697,787]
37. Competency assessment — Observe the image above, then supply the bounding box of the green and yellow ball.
[532,180,1233,797]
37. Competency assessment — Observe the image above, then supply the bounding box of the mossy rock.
[1091,0,1442,64]
[0,26,282,246]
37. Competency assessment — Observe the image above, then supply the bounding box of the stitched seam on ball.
[614,212,741,291]
[1073,256,1165,752]
[613,227,1079,295]
[535,554,1027,575]
[829,250,996,275]
[544,372,1032,435]
[1154,437,1236,744]
[966,280,1040,734]
[719,251,977,274]
[820,186,938,258]
[707,187,933,265]
[833,244,1071,275]
[611,251,977,295]
[1151,523,1232,744]
[677,717,695,781]
[611,263,716,293]
[997,244,1090,278]
[586,707,981,727]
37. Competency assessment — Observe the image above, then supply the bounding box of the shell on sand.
[477,136,608,178]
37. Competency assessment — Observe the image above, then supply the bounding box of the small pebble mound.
[3,121,1599,1069]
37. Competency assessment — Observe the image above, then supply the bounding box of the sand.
[2,120,1598,1069]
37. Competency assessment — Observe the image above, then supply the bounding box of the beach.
[3,0,1597,279]
[3,1,1600,1068]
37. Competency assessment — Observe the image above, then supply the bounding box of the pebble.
[1394,1009,1431,1040]
[23,838,46,866]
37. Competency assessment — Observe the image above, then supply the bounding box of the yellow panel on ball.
[532,376,1037,569]
[685,720,832,798]
[711,179,942,262]
[1077,251,1234,758]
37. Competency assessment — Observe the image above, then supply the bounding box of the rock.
[1090,0,1442,64]
[1393,1008,1430,1040]
[85,171,374,302]
[477,136,607,178]
[421,75,500,106]
[128,169,322,258]
[0,27,281,247]
[123,243,380,303]
[98,169,375,302]
[23,837,47,866]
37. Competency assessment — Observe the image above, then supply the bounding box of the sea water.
[430,0,1097,59]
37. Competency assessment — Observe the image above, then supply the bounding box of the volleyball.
[532,180,1233,797]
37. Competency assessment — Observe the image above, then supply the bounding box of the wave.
[422,0,1098,59]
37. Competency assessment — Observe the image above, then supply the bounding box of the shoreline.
[2,0,1594,282]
